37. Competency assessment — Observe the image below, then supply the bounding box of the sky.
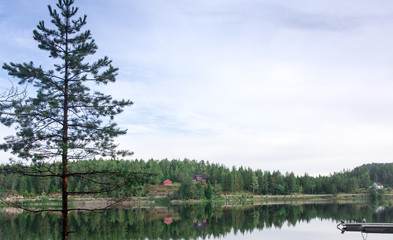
[1,0,393,175]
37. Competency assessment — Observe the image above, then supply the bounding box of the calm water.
[0,201,392,239]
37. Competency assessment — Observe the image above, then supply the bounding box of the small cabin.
[373,182,383,189]
[190,174,207,183]
[161,179,172,186]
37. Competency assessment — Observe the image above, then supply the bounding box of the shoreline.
[0,193,388,216]
[1,192,383,209]
[71,193,371,207]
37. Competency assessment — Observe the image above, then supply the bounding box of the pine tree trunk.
[62,165,69,240]
[62,21,70,240]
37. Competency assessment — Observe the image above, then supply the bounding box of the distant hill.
[351,163,393,187]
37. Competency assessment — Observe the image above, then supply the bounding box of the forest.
[0,159,392,199]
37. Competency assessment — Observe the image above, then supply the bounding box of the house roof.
[163,218,173,224]
[160,179,172,184]
[190,174,207,180]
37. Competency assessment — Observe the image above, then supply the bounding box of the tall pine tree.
[1,1,135,239]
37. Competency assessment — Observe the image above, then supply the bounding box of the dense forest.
[0,159,392,199]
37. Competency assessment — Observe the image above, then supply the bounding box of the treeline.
[0,159,392,197]
[0,159,150,197]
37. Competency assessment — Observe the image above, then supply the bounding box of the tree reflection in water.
[0,203,392,239]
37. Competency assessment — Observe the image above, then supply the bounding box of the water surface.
[0,201,392,239]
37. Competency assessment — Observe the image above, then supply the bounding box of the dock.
[337,220,393,234]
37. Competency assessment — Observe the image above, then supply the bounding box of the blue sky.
[1,0,393,175]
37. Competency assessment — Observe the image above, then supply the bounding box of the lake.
[0,200,392,239]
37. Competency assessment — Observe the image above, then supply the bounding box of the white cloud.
[1,0,393,175]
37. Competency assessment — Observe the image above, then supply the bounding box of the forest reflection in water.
[0,201,393,239]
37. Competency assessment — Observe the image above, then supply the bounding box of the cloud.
[2,0,393,175]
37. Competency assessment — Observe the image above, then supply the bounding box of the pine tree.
[205,182,213,200]
[251,172,259,195]
[179,177,195,200]
[0,1,136,239]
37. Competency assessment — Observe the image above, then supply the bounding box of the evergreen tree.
[195,181,205,199]
[251,172,259,195]
[0,1,137,239]
[284,172,297,194]
[179,176,195,200]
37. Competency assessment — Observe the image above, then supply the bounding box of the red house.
[161,179,172,186]
[163,218,173,224]
[190,174,207,183]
